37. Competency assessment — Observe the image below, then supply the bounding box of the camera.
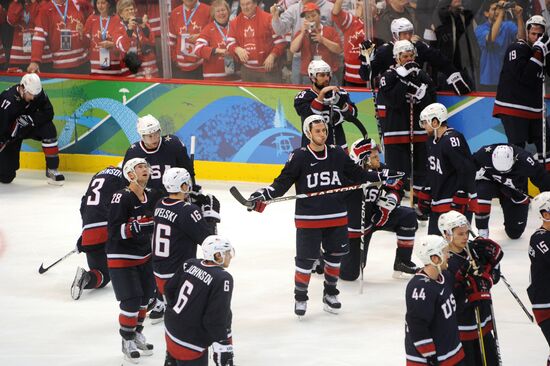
[308,23,316,32]
[500,1,516,9]
[275,5,285,15]
[133,17,143,24]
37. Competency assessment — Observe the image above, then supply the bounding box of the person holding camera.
[169,0,211,80]
[475,0,525,89]
[290,2,341,85]
[116,0,158,78]
[81,0,127,75]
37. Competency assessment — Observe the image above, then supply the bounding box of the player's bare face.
[309,123,327,148]
[133,163,150,185]
[214,5,229,24]
[240,0,256,17]
[398,51,415,65]
[421,118,436,136]
[222,251,232,268]
[314,72,331,87]
[528,25,545,45]
[451,225,469,251]
[367,150,381,169]
[398,31,413,41]
[142,131,161,149]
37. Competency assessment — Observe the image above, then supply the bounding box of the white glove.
[446,71,471,95]
[323,91,340,106]
[534,34,550,57]
[406,82,427,103]
[475,167,488,181]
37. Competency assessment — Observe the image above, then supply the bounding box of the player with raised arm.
[70,165,126,300]
[473,143,550,239]
[340,137,418,281]
[0,73,64,184]
[418,103,477,235]
[164,235,235,366]
[528,192,550,366]
[439,211,503,366]
[246,114,403,317]
[106,158,162,363]
[405,235,465,366]
[294,59,362,149]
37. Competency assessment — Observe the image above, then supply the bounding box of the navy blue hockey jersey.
[528,228,550,325]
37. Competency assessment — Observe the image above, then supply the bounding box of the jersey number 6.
[174,280,194,313]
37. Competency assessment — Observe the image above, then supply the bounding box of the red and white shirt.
[116,20,158,78]
[195,20,238,80]
[0,6,6,65]
[332,10,365,85]
[292,24,341,76]
[84,14,127,75]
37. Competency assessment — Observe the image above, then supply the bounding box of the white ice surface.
[0,170,547,365]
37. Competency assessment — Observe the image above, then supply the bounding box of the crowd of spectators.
[0,0,547,90]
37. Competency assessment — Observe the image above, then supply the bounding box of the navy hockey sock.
[119,298,141,340]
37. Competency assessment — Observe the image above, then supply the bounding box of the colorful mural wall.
[0,76,516,166]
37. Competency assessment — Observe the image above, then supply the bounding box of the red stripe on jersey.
[473,202,491,214]
[155,276,168,296]
[165,334,205,361]
[295,217,348,228]
[417,191,431,201]
[42,146,58,156]
[107,255,150,268]
[324,265,340,278]
[82,226,108,246]
[459,322,493,341]
[377,109,386,118]
[89,269,104,288]
[431,203,452,213]
[440,348,465,366]
[416,342,436,356]
[397,240,414,248]
[294,272,311,285]
[493,105,542,119]
[534,307,550,325]
[383,135,428,145]
[119,313,138,328]
[348,231,362,239]
[407,361,429,366]
[311,97,324,112]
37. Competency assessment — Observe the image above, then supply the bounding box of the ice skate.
[415,207,428,227]
[294,300,307,318]
[70,266,91,300]
[322,294,341,314]
[122,338,140,364]
[46,168,65,186]
[135,332,153,356]
[392,257,419,279]
[149,299,165,324]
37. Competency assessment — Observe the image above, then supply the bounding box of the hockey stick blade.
[38,248,78,274]
[229,186,254,209]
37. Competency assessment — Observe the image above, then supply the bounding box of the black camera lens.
[134,17,143,24]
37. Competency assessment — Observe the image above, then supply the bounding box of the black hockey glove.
[471,238,503,267]
[384,177,404,192]
[378,169,405,183]
[323,90,347,110]
[212,341,234,366]
[417,190,431,215]
[451,190,469,214]
[12,115,34,139]
[247,188,272,213]
[446,71,471,95]
[534,34,550,59]
[464,272,493,303]
[201,194,221,223]
[189,183,204,203]
[129,217,155,237]
[500,186,530,205]
[372,192,398,227]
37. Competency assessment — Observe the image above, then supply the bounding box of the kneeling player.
[70,165,125,300]
[405,235,465,365]
[439,211,503,366]
[341,138,418,281]
[164,235,235,366]
[529,192,550,365]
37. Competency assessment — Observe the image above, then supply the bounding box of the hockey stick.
[38,248,78,274]
[230,182,383,209]
[359,196,366,294]
[500,274,535,323]
[543,58,547,169]
[190,135,196,166]
[409,100,414,208]
[474,306,488,366]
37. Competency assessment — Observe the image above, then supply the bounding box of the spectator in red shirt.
[195,0,239,81]
[290,2,341,85]
[227,0,287,83]
[169,0,211,79]
[81,0,126,75]
[29,0,89,74]
[0,6,6,68]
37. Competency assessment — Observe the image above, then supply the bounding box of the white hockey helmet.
[526,15,547,32]
[307,59,332,81]
[202,235,235,264]
[137,114,161,136]
[349,137,379,165]
[438,211,469,239]
[393,40,416,61]
[491,145,515,173]
[414,235,448,266]
[123,157,149,182]
[303,114,328,140]
[419,103,447,129]
[532,191,550,220]
[162,167,192,193]
[391,17,414,40]
[20,73,42,95]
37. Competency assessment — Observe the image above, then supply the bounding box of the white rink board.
[0,170,546,365]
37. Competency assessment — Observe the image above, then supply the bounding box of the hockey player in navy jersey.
[123,114,196,194]
[164,235,235,366]
[439,211,503,366]
[246,114,404,317]
[528,192,550,366]
[294,59,360,149]
[106,158,162,363]
[70,165,126,300]
[359,17,471,95]
[418,103,476,235]
[340,137,418,281]
[473,143,550,239]
[405,235,465,366]
[0,73,64,184]
[378,39,436,204]
[493,15,550,170]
